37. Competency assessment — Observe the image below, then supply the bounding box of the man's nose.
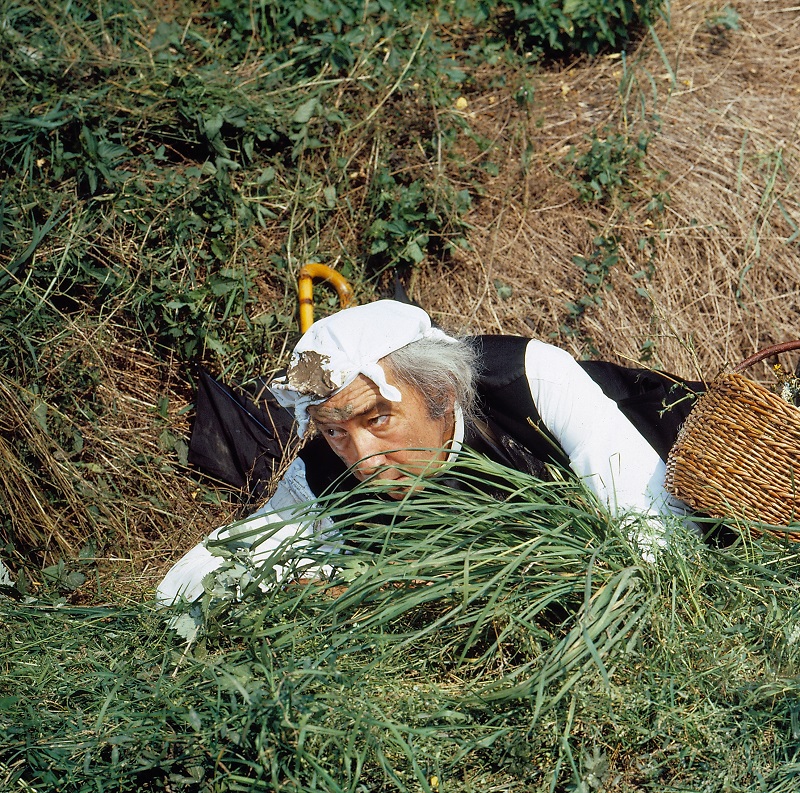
[350,431,388,474]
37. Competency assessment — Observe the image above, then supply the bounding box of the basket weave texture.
[665,371,800,530]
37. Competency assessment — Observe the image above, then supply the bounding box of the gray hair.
[382,335,480,422]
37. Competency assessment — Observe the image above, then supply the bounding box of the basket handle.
[733,340,800,373]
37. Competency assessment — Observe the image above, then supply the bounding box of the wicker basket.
[665,341,800,535]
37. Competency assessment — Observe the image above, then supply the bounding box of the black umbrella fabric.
[188,367,296,501]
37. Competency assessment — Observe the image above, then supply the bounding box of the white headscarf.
[270,300,459,437]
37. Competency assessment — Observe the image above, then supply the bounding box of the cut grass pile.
[3,456,800,791]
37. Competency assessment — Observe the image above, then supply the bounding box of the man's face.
[308,367,454,497]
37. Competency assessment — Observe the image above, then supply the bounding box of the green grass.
[5,0,795,790]
[3,456,800,791]
[0,0,674,565]
[0,0,667,382]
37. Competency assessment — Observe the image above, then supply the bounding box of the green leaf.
[405,241,425,263]
[210,239,228,260]
[42,561,65,583]
[159,428,177,451]
[258,167,276,184]
[210,279,237,297]
[174,438,189,467]
[223,106,248,128]
[494,279,513,300]
[203,111,224,140]
[292,97,317,125]
[32,400,48,435]
[149,20,182,52]
[62,571,86,591]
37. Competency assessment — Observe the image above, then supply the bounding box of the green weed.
[502,0,665,57]
[566,127,651,204]
[367,169,473,272]
[561,234,619,351]
[707,4,741,32]
[0,0,664,379]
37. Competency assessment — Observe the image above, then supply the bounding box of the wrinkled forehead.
[308,373,391,422]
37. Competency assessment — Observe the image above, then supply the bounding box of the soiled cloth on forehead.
[270,300,458,437]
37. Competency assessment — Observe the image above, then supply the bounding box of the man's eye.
[370,414,389,428]
[325,427,345,439]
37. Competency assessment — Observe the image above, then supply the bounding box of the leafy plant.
[707,4,741,32]
[210,0,421,73]
[561,234,620,347]
[502,0,666,56]
[366,168,472,272]
[566,127,651,204]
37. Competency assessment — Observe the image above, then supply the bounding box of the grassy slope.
[2,0,800,790]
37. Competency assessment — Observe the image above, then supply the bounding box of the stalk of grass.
[195,455,654,748]
[5,0,800,788]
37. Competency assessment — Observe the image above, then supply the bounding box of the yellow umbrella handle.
[298,263,355,332]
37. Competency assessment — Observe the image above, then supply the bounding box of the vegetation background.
[2,0,800,790]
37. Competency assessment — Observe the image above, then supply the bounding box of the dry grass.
[4,0,799,596]
[0,318,236,593]
[417,0,800,385]
[5,5,800,789]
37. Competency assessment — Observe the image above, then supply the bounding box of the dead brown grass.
[0,320,236,595]
[417,0,800,386]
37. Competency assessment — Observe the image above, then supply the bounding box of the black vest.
[299,336,703,498]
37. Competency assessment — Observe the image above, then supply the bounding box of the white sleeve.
[524,340,675,519]
[156,457,335,605]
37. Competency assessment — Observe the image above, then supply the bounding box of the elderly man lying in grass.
[158,300,700,605]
